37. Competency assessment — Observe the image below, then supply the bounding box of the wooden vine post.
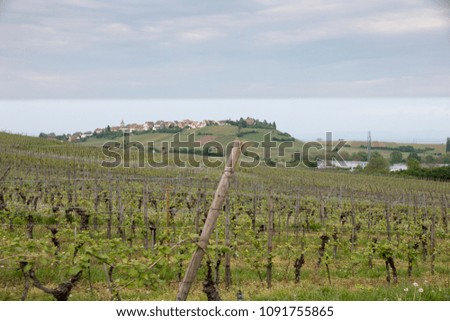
[143,181,149,250]
[224,198,232,290]
[176,141,241,301]
[430,208,436,276]
[267,189,274,289]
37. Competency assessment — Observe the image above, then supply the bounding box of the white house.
[390,164,408,172]
[318,160,368,171]
[332,160,368,171]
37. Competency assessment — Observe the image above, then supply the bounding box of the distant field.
[340,141,446,160]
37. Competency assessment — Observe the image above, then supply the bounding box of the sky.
[0,99,449,143]
[0,1,449,141]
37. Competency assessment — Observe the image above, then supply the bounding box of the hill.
[81,124,304,163]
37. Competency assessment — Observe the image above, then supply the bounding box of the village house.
[217,120,229,126]
[126,125,135,133]
[165,121,176,128]
[80,131,93,139]
[144,122,154,131]
[317,160,368,171]
[390,164,408,172]
[68,135,80,143]
[245,117,257,126]
[70,118,251,140]
[153,121,166,131]
[180,119,192,128]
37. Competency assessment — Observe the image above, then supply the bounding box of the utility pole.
[367,131,372,161]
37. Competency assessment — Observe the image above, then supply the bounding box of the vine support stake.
[143,180,149,250]
[176,141,241,301]
[431,208,436,276]
[267,188,274,289]
[224,198,232,290]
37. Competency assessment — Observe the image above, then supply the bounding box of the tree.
[407,158,421,172]
[444,155,450,165]
[238,118,247,128]
[446,137,450,153]
[340,151,351,161]
[365,153,390,174]
[407,152,421,162]
[389,151,403,165]
[424,155,435,164]
[351,151,368,161]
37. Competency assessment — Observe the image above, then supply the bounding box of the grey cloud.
[0,0,449,98]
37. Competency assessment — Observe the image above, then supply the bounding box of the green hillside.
[81,125,304,162]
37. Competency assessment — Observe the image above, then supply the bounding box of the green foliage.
[226,118,276,130]
[378,241,395,260]
[365,153,390,174]
[152,127,183,134]
[397,163,450,181]
[389,151,404,165]
[39,132,68,141]
[407,152,421,162]
[236,130,258,138]
[272,136,295,142]
[350,151,368,161]
[93,130,123,140]
[424,155,435,164]
[361,145,433,154]
[407,159,421,171]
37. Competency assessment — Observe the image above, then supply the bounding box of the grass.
[1,267,447,301]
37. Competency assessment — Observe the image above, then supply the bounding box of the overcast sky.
[0,99,448,143]
[0,0,450,98]
[0,1,449,142]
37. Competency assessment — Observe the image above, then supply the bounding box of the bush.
[389,151,403,165]
[365,153,390,174]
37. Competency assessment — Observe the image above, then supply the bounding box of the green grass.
[1,265,448,301]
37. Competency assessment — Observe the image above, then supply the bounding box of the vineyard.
[0,132,449,301]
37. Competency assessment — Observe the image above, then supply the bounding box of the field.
[341,141,446,161]
[0,132,449,301]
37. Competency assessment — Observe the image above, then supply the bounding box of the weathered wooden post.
[143,181,149,250]
[430,208,436,276]
[176,141,241,301]
[385,197,391,242]
[224,198,232,290]
[267,189,274,289]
